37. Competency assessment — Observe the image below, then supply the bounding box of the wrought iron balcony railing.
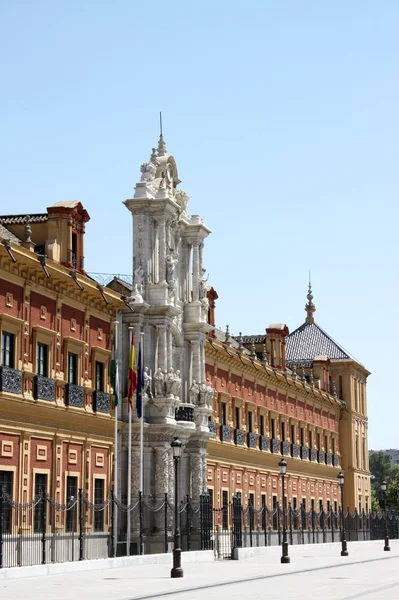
[0,366,23,395]
[220,425,230,442]
[247,432,257,448]
[175,406,194,422]
[259,435,269,451]
[93,390,110,413]
[234,428,245,446]
[34,375,55,402]
[65,383,84,408]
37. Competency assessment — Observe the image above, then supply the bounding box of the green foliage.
[387,472,399,511]
[369,451,394,487]
[371,488,380,513]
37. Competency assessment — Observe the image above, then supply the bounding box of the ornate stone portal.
[119,135,213,519]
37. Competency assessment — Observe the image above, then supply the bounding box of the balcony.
[271,438,280,454]
[259,435,269,451]
[208,420,216,435]
[247,432,257,448]
[234,428,245,446]
[300,445,308,460]
[220,425,230,442]
[309,448,317,462]
[333,454,339,467]
[34,375,55,402]
[318,450,325,464]
[175,406,194,422]
[93,390,110,413]
[326,451,332,466]
[281,441,290,456]
[291,443,299,458]
[65,383,84,408]
[0,366,22,395]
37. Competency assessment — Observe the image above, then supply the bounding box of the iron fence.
[1,488,398,568]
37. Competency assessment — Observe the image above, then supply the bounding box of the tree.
[369,451,393,487]
[387,472,399,511]
[371,488,380,513]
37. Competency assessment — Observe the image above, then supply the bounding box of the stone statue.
[140,160,157,182]
[206,385,214,408]
[165,367,175,397]
[189,380,199,404]
[134,264,145,292]
[174,189,189,214]
[200,296,209,320]
[154,368,165,396]
[171,369,181,398]
[199,382,208,406]
[143,366,152,397]
[199,268,209,300]
[24,217,32,243]
[166,253,178,284]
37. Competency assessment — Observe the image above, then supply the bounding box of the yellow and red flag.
[128,332,137,408]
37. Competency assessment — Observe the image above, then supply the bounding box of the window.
[272,495,278,530]
[235,407,240,429]
[293,496,298,528]
[259,415,265,437]
[308,430,313,448]
[291,424,295,444]
[300,428,305,446]
[281,421,285,441]
[34,473,47,532]
[67,353,78,385]
[248,411,253,433]
[95,361,104,391]
[261,494,266,530]
[222,490,228,530]
[66,476,78,532]
[94,479,105,531]
[317,433,321,451]
[1,332,15,368]
[37,343,48,377]
[249,493,255,530]
[221,403,227,426]
[0,471,13,533]
[271,418,276,439]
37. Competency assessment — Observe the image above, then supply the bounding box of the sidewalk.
[1,540,398,600]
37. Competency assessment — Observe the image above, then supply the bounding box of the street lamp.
[278,458,290,564]
[381,480,390,552]
[338,471,348,556]
[171,437,183,578]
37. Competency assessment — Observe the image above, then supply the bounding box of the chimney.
[265,323,289,370]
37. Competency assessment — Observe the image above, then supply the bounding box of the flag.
[136,341,144,419]
[128,332,137,408]
[110,330,118,406]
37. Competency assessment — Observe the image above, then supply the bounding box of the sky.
[1,1,398,449]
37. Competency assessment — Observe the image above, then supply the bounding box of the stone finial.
[237,332,243,351]
[224,325,230,344]
[262,345,269,366]
[301,366,306,381]
[309,369,314,387]
[291,363,297,379]
[250,342,257,359]
[24,216,32,243]
[331,380,338,397]
[305,279,316,323]
[157,134,167,157]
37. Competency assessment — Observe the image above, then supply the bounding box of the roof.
[286,321,353,363]
[241,334,266,344]
[0,213,47,225]
[0,223,21,244]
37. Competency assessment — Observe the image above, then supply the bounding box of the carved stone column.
[158,217,166,282]
[192,241,200,301]
[155,447,169,499]
[191,453,203,499]
[156,325,167,372]
[166,324,173,371]
[191,340,200,384]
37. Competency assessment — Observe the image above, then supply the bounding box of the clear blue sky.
[1,1,398,449]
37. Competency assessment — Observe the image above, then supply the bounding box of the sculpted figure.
[134,264,145,292]
[165,367,175,396]
[154,368,165,396]
[199,268,209,300]
[140,160,157,182]
[166,253,178,284]
[199,382,208,406]
[143,366,152,397]
[189,380,199,404]
[171,369,182,398]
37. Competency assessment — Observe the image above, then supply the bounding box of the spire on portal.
[157,134,168,157]
[305,277,316,323]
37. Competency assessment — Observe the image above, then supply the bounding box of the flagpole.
[127,325,134,556]
[113,315,120,557]
[140,332,144,495]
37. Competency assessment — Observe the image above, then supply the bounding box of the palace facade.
[205,287,370,514]
[0,203,122,529]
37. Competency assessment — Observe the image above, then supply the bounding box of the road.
[1,540,398,600]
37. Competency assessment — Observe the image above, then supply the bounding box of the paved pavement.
[1,540,399,600]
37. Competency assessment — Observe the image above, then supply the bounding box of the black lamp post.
[338,471,348,556]
[381,480,390,551]
[171,437,183,578]
[278,458,290,564]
